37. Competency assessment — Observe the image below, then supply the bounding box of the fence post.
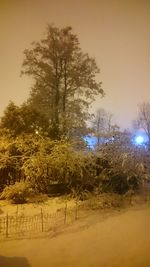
[16,205,19,217]
[75,201,78,220]
[41,208,44,232]
[6,213,9,238]
[144,183,147,202]
[64,203,67,224]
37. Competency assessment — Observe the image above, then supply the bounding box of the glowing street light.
[135,135,144,145]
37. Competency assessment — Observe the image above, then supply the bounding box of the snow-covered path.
[1,206,150,267]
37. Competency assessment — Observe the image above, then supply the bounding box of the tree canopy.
[0,101,49,136]
[21,25,104,139]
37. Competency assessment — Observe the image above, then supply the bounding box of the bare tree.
[92,108,119,145]
[136,102,150,145]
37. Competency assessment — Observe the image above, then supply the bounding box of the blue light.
[84,135,97,149]
[135,135,144,145]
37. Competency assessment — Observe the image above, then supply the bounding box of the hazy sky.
[0,0,150,129]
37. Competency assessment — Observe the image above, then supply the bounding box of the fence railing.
[0,187,150,240]
[0,203,79,239]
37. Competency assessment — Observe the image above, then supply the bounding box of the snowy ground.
[0,203,150,267]
[0,196,76,217]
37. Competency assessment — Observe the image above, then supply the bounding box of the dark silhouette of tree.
[0,102,24,136]
[21,25,104,139]
[0,101,48,136]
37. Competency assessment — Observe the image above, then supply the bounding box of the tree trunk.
[62,61,67,135]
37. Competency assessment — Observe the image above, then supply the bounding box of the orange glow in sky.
[0,0,150,129]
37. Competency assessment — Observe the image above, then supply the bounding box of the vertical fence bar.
[6,213,9,238]
[0,218,1,236]
[144,184,147,202]
[64,203,67,224]
[0,200,85,239]
[16,205,19,217]
[41,208,44,232]
[75,201,78,220]
[129,192,132,206]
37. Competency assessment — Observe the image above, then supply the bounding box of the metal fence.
[0,187,150,240]
[0,203,79,239]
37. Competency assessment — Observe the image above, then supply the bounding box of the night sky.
[0,0,150,129]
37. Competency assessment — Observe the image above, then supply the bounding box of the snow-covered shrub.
[22,141,97,193]
[0,181,34,203]
[95,141,145,194]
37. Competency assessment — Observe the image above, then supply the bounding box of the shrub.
[22,141,98,193]
[0,181,34,204]
[22,153,51,192]
[96,142,145,194]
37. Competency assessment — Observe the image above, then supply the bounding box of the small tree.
[0,102,24,136]
[0,101,49,136]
